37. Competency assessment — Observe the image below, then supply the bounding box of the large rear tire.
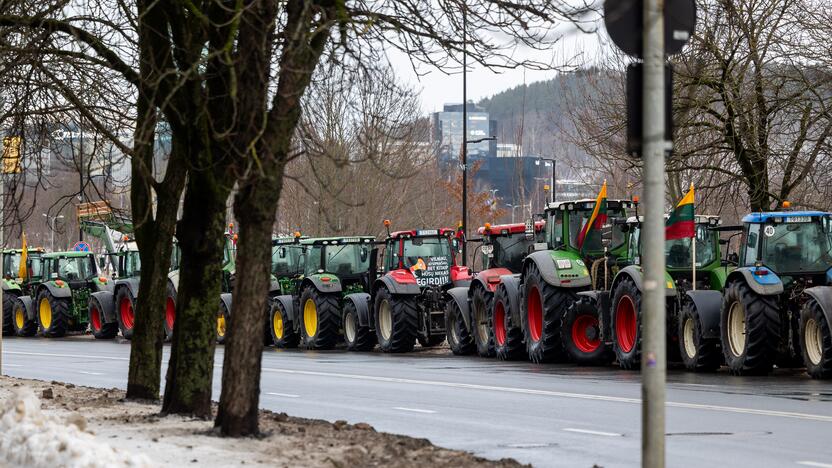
[37,290,69,338]
[493,285,525,361]
[720,281,780,375]
[678,300,721,372]
[374,287,417,353]
[11,296,36,337]
[163,282,176,341]
[88,296,117,340]
[300,287,341,350]
[471,286,495,357]
[115,287,135,340]
[800,297,832,379]
[216,299,230,344]
[522,263,574,363]
[2,293,15,335]
[445,298,475,355]
[270,300,300,348]
[562,296,613,366]
[343,300,376,351]
[611,277,642,370]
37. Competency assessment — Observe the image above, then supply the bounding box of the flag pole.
[690,183,696,291]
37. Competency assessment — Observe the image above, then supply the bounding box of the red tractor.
[445,221,545,358]
[341,222,472,353]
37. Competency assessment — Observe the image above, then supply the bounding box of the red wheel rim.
[572,314,600,353]
[494,301,506,346]
[119,296,135,330]
[615,295,637,353]
[90,306,102,332]
[527,286,543,342]
[165,297,176,330]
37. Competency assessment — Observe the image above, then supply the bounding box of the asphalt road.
[2,336,832,468]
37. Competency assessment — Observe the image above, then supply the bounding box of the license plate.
[786,216,811,223]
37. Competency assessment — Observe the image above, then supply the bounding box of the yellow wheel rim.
[273,312,284,339]
[303,299,318,337]
[14,307,24,330]
[39,298,52,329]
[217,314,226,338]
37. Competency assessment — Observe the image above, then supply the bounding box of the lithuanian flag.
[577,181,608,250]
[666,184,695,240]
[19,231,27,279]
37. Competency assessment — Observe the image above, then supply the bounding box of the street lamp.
[43,213,64,251]
[505,203,520,224]
[535,157,557,204]
[461,135,496,265]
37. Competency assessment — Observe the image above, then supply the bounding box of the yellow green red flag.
[577,180,608,250]
[666,184,695,240]
[19,231,27,279]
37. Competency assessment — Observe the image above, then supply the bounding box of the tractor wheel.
[445,298,475,355]
[11,296,36,337]
[471,286,495,357]
[678,300,721,372]
[88,296,117,340]
[217,299,230,344]
[115,287,136,340]
[522,263,574,363]
[374,287,417,353]
[2,293,15,335]
[418,333,445,348]
[37,290,69,338]
[562,296,613,366]
[163,282,176,341]
[493,285,524,361]
[800,297,832,379]
[611,277,642,370]
[343,301,376,351]
[270,300,300,348]
[300,287,341,350]
[720,281,780,375]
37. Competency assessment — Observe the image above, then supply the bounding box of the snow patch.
[0,387,151,468]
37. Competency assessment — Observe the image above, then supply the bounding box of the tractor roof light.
[484,222,492,232]
[383,219,391,227]
[633,195,640,204]
[294,231,301,238]
[232,234,238,241]
[783,201,792,209]
[98,276,108,283]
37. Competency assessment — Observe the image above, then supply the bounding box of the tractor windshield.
[121,251,141,277]
[3,252,20,278]
[756,218,832,273]
[568,207,626,252]
[486,233,531,272]
[665,224,717,269]
[272,245,303,276]
[324,244,370,276]
[401,236,452,267]
[55,256,96,281]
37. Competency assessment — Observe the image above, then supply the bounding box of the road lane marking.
[79,371,103,376]
[563,428,623,437]
[260,367,832,423]
[265,392,299,398]
[797,462,832,468]
[3,364,22,367]
[5,351,128,361]
[393,407,436,414]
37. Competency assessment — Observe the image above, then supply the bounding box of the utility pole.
[461,4,468,265]
[78,116,84,242]
[642,0,666,466]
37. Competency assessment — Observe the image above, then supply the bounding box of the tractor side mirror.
[452,238,462,254]
[278,247,286,259]
[360,247,368,263]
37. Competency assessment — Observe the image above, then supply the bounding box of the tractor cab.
[3,248,45,284]
[477,221,545,274]
[379,228,470,289]
[544,199,635,266]
[298,236,375,294]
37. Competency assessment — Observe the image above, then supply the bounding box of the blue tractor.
[691,210,832,376]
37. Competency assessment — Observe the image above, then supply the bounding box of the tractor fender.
[803,286,832,335]
[274,295,296,323]
[220,293,233,317]
[90,290,117,324]
[726,267,784,296]
[374,275,420,296]
[2,279,21,293]
[167,270,179,291]
[18,295,34,321]
[94,278,115,294]
[684,289,723,340]
[524,251,591,288]
[611,266,677,298]
[344,293,372,328]
[446,286,472,331]
[301,275,342,294]
[497,274,522,328]
[38,282,72,300]
[115,277,140,300]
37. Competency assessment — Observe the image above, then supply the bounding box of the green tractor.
[512,198,635,363]
[3,247,45,336]
[270,236,374,349]
[209,226,238,343]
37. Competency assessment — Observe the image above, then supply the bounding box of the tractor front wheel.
[493,285,524,361]
[445,298,474,355]
[343,301,376,351]
[472,286,495,357]
[300,287,341,350]
[2,293,15,335]
[562,296,612,366]
[115,287,135,340]
[216,299,230,344]
[11,296,36,337]
[522,263,573,363]
[37,290,69,338]
[611,277,642,370]
[88,296,117,340]
[720,281,780,375]
[800,297,832,379]
[375,287,417,353]
[270,301,299,348]
[678,300,721,372]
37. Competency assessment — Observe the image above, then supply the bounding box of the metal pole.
[551,160,556,204]
[642,0,666,467]
[1,173,4,375]
[50,219,55,251]
[461,4,468,266]
[78,117,83,242]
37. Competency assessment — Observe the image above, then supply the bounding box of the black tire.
[799,297,832,379]
[471,286,495,357]
[562,296,613,366]
[418,333,445,348]
[2,292,16,335]
[217,299,230,344]
[115,287,135,340]
[521,263,574,363]
[163,281,176,341]
[677,300,721,372]
[611,277,642,370]
[299,287,341,350]
[374,287,417,353]
[720,281,780,376]
[270,300,300,348]
[36,289,69,338]
[88,296,117,340]
[493,285,525,361]
[11,296,36,337]
[343,300,376,351]
[445,298,475,355]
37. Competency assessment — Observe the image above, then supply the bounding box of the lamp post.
[43,213,64,251]
[461,135,496,265]
[505,203,520,223]
[535,157,557,204]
